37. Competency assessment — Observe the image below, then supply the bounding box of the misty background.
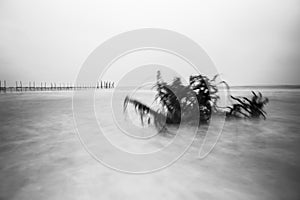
[0,0,299,86]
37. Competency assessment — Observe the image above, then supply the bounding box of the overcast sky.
[0,0,299,86]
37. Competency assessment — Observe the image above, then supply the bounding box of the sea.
[0,87,299,200]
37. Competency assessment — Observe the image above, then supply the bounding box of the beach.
[0,88,300,200]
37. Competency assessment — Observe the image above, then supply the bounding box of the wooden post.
[20,81,22,92]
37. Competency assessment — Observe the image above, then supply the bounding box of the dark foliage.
[123,71,269,130]
[226,91,269,119]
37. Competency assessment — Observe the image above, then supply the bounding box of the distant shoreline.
[230,85,300,89]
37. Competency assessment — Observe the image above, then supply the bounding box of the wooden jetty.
[0,80,115,93]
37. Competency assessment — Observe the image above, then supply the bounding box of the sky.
[0,0,300,86]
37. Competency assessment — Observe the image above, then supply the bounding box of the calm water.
[0,89,299,200]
